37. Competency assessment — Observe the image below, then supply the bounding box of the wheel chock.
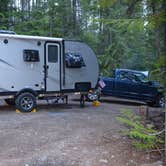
[32,109,37,113]
[93,100,101,107]
[16,109,37,113]
[16,109,21,113]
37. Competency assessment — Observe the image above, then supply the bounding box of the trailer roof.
[0,34,63,42]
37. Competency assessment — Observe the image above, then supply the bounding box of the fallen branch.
[146,149,165,153]
[148,129,165,136]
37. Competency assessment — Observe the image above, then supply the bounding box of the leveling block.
[93,100,101,107]
[16,109,37,113]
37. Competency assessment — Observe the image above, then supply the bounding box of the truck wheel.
[5,99,15,106]
[15,92,36,112]
[147,102,155,107]
[156,95,165,108]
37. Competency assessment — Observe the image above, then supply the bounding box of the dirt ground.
[0,96,164,166]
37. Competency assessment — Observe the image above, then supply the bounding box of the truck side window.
[48,45,58,63]
[125,72,139,83]
[119,72,129,81]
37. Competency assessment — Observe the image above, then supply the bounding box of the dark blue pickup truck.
[100,69,165,107]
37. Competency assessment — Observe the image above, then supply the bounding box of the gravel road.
[0,96,163,166]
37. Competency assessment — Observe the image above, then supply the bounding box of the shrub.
[116,109,164,150]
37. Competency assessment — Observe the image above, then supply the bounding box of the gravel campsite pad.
[0,96,163,166]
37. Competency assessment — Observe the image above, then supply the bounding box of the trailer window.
[48,45,58,63]
[23,50,39,62]
[65,53,85,68]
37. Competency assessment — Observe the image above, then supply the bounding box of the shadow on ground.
[0,96,146,114]
[73,97,146,107]
[0,100,87,114]
[99,98,146,107]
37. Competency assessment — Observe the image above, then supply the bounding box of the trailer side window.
[48,45,58,63]
[23,50,39,62]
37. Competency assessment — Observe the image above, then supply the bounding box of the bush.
[116,109,164,150]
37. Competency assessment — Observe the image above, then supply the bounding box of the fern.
[117,109,164,150]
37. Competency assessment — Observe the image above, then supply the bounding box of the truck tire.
[156,95,165,108]
[5,99,15,106]
[15,92,36,112]
[147,102,155,107]
[148,95,165,108]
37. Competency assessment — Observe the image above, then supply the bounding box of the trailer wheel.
[15,92,36,112]
[5,99,15,106]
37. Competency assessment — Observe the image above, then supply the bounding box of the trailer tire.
[5,99,15,106]
[15,92,36,112]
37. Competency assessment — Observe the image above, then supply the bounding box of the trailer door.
[46,42,60,91]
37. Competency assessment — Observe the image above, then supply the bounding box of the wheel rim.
[20,96,33,111]
[159,97,165,108]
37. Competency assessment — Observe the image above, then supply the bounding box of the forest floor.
[0,96,164,166]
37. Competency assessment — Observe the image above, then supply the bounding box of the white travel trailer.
[0,31,99,112]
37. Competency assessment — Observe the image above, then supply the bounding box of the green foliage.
[0,0,165,86]
[117,109,164,150]
[98,54,112,76]
[99,0,117,8]
[150,55,166,86]
[81,31,99,52]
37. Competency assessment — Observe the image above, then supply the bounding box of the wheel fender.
[16,88,38,97]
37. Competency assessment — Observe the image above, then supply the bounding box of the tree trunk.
[72,0,77,36]
[162,0,166,54]
[126,0,142,18]
[151,1,161,57]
